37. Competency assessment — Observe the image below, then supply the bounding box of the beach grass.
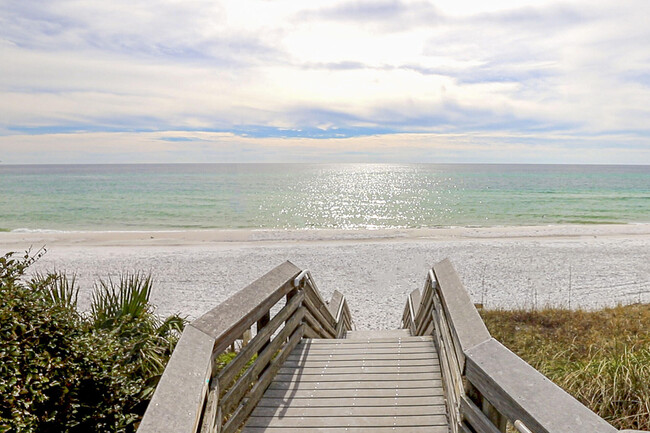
[480,304,650,430]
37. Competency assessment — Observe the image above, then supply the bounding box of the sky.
[1,0,649,164]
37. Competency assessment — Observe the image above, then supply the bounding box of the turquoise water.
[0,164,648,231]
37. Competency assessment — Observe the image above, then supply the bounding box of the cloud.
[297,0,443,31]
[0,0,649,162]
[0,0,283,66]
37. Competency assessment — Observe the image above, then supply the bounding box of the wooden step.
[242,332,448,432]
[345,329,412,339]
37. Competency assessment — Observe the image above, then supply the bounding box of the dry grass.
[480,304,650,431]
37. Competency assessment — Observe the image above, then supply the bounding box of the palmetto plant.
[91,272,185,378]
[31,270,79,310]
[91,272,154,330]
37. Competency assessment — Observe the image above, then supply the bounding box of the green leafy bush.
[0,250,185,433]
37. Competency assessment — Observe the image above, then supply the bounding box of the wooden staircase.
[242,329,449,432]
[139,260,641,433]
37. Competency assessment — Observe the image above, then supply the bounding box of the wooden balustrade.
[138,261,352,433]
[403,258,645,433]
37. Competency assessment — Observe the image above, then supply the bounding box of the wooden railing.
[403,258,647,433]
[138,261,352,433]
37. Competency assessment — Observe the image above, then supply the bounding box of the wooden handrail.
[138,261,353,433]
[403,258,644,433]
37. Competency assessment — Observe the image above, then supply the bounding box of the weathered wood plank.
[282,357,439,368]
[302,309,333,339]
[261,387,444,398]
[332,337,433,344]
[245,414,448,428]
[251,404,446,417]
[256,396,445,407]
[221,325,305,433]
[192,261,301,354]
[414,280,434,335]
[409,289,421,319]
[266,379,442,390]
[293,345,436,354]
[299,273,333,316]
[432,291,464,430]
[294,339,435,351]
[432,291,463,380]
[415,279,432,323]
[465,338,617,433]
[256,312,270,357]
[460,395,502,433]
[308,336,431,345]
[299,343,436,352]
[431,303,459,433]
[415,291,434,336]
[217,293,304,388]
[277,365,440,375]
[302,290,337,336]
[335,318,347,338]
[272,371,439,383]
[242,427,449,433]
[459,423,474,433]
[432,259,490,369]
[199,382,220,433]
[482,396,508,432]
[342,307,352,330]
[328,290,345,321]
[303,283,337,328]
[251,400,445,418]
[220,308,304,416]
[286,352,438,362]
[138,325,214,433]
[344,330,418,340]
[402,301,412,331]
[303,325,320,340]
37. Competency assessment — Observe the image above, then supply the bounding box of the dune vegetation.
[0,250,185,433]
[3,248,648,431]
[480,305,650,431]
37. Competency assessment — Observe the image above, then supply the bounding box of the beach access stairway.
[138,260,648,433]
[242,330,447,432]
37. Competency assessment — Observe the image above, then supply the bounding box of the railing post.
[286,286,298,302]
[256,312,271,355]
[482,398,507,432]
[285,287,300,338]
[467,381,506,432]
[200,381,220,433]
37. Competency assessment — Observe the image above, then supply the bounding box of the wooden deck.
[242,330,449,433]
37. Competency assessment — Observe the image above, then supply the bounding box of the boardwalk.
[139,259,636,433]
[243,329,449,432]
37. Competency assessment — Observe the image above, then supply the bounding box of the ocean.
[1,163,648,232]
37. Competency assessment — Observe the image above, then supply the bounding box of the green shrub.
[0,250,185,433]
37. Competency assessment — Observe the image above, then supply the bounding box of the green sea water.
[0,164,648,231]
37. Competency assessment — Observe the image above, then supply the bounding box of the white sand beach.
[2,224,649,330]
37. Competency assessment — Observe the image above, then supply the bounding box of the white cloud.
[0,0,649,162]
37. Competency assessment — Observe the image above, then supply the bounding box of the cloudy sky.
[1,0,649,163]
